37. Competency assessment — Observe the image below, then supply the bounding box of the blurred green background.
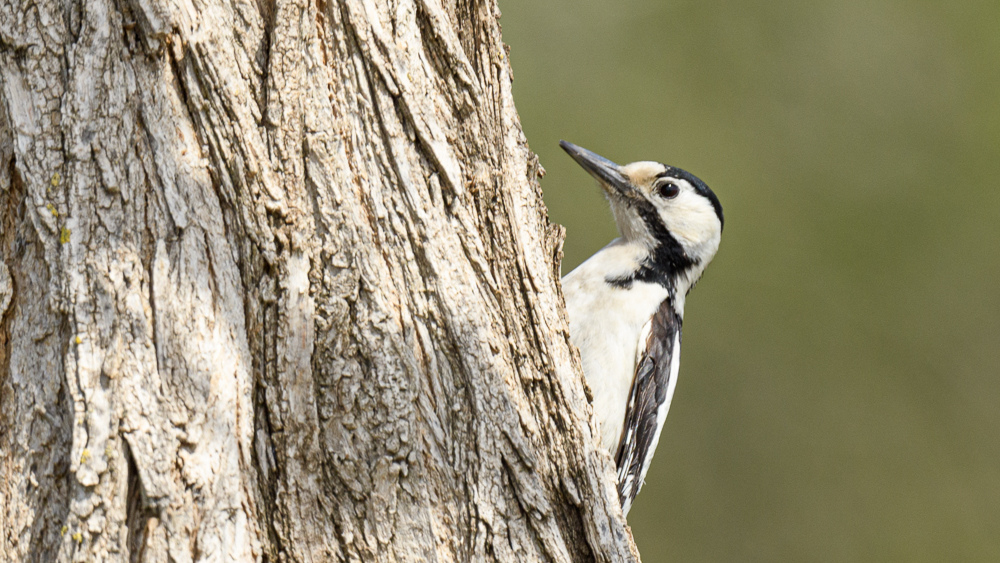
[500,1,1000,561]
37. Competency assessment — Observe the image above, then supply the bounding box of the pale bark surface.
[0,0,638,561]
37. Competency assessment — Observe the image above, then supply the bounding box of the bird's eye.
[655,181,680,199]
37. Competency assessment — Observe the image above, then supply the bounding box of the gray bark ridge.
[0,0,639,561]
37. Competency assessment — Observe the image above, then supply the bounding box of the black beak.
[559,140,634,198]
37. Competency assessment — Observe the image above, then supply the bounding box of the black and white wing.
[614,299,682,515]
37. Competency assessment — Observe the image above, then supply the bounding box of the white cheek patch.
[658,190,721,254]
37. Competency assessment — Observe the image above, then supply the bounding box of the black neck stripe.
[605,199,695,293]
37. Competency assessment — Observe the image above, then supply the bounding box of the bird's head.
[560,140,723,291]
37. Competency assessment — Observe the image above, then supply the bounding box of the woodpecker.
[559,140,723,515]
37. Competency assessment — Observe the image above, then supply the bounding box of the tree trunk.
[0,0,638,561]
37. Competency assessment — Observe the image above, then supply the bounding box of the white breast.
[562,240,670,453]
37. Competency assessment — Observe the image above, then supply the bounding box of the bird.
[559,140,723,515]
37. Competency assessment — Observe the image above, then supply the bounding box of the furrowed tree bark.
[0,0,640,561]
